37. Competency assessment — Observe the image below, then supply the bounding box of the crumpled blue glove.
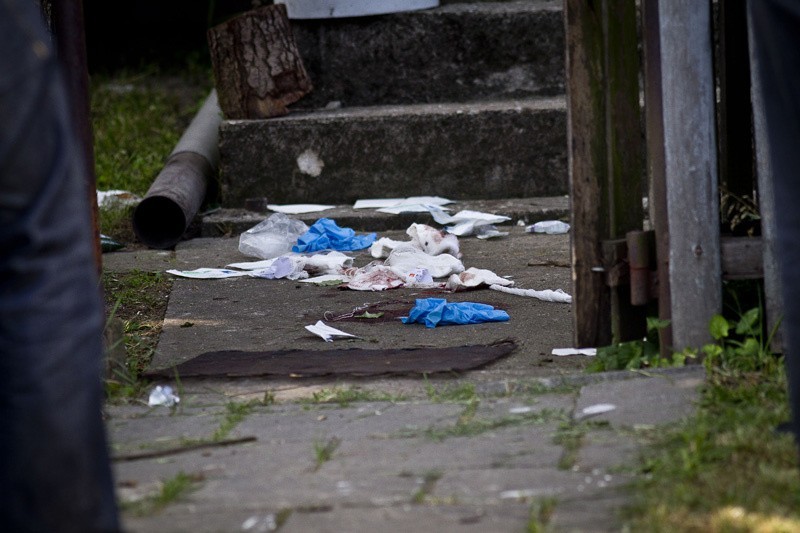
[401,298,510,328]
[292,218,377,253]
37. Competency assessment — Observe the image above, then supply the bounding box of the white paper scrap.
[305,320,359,342]
[552,348,597,357]
[580,404,616,417]
[427,205,511,225]
[299,274,348,284]
[227,258,279,270]
[489,284,572,303]
[354,196,453,209]
[166,268,250,279]
[267,204,335,214]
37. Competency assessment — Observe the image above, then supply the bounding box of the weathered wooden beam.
[566,0,610,348]
[720,236,763,280]
[655,0,722,351]
[207,4,313,119]
[565,0,643,348]
[747,6,783,352]
[641,0,674,356]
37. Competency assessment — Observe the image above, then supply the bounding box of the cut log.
[207,4,312,119]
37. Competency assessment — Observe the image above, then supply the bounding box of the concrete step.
[200,196,570,236]
[289,0,564,108]
[218,96,567,207]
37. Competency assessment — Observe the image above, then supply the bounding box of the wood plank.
[747,10,784,351]
[720,236,763,280]
[657,0,722,350]
[565,0,611,348]
[641,0,674,355]
[603,0,646,343]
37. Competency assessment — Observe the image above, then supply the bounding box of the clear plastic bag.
[238,212,309,259]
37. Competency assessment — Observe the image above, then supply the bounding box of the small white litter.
[166,268,250,279]
[552,347,597,356]
[489,284,572,303]
[148,385,180,407]
[266,204,335,214]
[445,267,514,290]
[580,403,616,417]
[305,320,359,342]
[526,220,570,234]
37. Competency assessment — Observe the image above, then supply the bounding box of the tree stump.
[207,4,313,119]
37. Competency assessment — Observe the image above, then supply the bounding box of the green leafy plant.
[695,307,781,375]
[586,317,689,372]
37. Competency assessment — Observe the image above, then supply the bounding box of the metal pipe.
[133,89,221,249]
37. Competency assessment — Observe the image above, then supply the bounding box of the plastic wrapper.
[239,213,309,259]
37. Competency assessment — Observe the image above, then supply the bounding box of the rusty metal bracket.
[602,230,658,306]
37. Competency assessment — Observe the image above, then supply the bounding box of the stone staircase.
[216,0,566,208]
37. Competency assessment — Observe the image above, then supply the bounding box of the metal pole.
[47,0,103,274]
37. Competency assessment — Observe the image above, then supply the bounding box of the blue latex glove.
[401,298,510,328]
[292,218,377,253]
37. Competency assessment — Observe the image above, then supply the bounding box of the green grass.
[91,67,211,196]
[102,270,172,403]
[312,437,341,470]
[624,364,800,531]
[399,408,565,442]
[300,386,407,407]
[212,401,256,442]
[122,471,203,516]
[424,378,479,403]
[526,496,557,533]
[620,299,800,531]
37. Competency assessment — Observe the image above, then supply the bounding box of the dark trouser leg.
[0,0,120,530]
[749,0,800,449]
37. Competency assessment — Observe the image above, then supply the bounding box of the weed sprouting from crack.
[211,400,257,442]
[312,437,341,470]
[299,386,407,408]
[553,420,611,470]
[411,470,443,504]
[121,471,204,516]
[396,408,567,441]
[526,496,558,532]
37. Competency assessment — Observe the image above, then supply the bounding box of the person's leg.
[749,0,800,450]
[0,0,120,530]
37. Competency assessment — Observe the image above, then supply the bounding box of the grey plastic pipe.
[133,89,221,249]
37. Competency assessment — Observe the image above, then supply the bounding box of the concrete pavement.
[102,198,704,532]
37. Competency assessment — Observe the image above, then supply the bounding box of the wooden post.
[747,6,784,352]
[565,0,644,348]
[651,0,722,351]
[566,1,610,348]
[641,0,673,355]
[207,4,313,119]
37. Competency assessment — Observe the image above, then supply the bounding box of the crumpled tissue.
[292,218,376,253]
[401,298,509,328]
[148,385,180,407]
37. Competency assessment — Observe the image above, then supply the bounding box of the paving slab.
[103,201,707,532]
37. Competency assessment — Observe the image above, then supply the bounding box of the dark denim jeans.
[749,0,800,449]
[0,0,120,530]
